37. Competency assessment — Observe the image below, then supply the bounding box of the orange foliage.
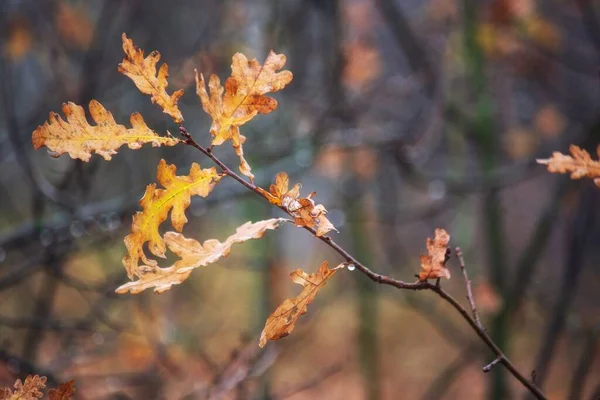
[122,159,223,278]
[419,229,451,281]
[118,218,288,294]
[32,101,179,162]
[260,261,342,347]
[195,51,293,180]
[538,145,600,187]
[259,172,337,237]
[119,34,184,123]
[48,381,76,400]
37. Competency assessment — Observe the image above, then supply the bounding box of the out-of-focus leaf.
[55,3,92,49]
[48,381,76,400]
[4,17,32,61]
[32,100,179,162]
[534,104,565,138]
[502,127,538,159]
[0,375,47,400]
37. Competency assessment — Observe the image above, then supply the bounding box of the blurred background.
[0,0,599,398]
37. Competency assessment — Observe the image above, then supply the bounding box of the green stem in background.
[346,186,380,400]
[462,0,508,398]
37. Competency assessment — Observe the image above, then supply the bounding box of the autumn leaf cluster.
[32,34,453,347]
[0,376,75,400]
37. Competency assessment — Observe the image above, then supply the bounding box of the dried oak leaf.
[48,381,76,400]
[117,218,288,294]
[119,33,184,123]
[122,159,222,279]
[537,144,600,187]
[419,228,451,281]
[259,261,341,347]
[258,172,337,237]
[32,100,179,162]
[195,51,293,180]
[0,375,46,400]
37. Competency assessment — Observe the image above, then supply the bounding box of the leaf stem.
[179,125,547,400]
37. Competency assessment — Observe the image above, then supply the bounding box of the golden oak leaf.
[259,261,341,347]
[257,171,300,206]
[119,33,184,123]
[195,51,293,180]
[0,375,46,400]
[419,228,451,281]
[537,145,600,187]
[122,159,223,279]
[117,218,288,294]
[48,381,76,400]
[259,172,336,237]
[32,100,179,162]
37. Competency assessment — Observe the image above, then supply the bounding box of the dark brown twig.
[178,125,547,400]
[456,247,483,330]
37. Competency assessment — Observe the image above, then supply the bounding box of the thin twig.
[456,247,483,330]
[483,356,503,373]
[178,125,548,400]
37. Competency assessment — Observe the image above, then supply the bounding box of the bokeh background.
[1,0,600,398]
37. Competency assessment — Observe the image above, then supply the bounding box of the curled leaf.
[119,33,184,123]
[419,228,451,281]
[259,261,341,347]
[259,172,336,236]
[32,100,179,162]
[195,51,293,180]
[537,144,600,187]
[123,159,222,278]
[1,375,46,400]
[117,218,289,294]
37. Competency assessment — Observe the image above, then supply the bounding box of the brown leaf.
[122,159,223,279]
[119,33,184,123]
[419,229,451,281]
[48,381,76,400]
[32,100,179,162]
[259,172,336,237]
[259,261,341,347]
[537,145,600,187]
[195,51,293,180]
[0,375,47,400]
[117,218,289,294]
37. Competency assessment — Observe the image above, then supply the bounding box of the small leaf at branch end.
[32,101,179,162]
[122,159,222,279]
[259,261,341,347]
[537,144,600,187]
[1,375,47,399]
[260,171,337,236]
[49,380,76,400]
[117,218,289,294]
[419,228,451,281]
[195,51,293,180]
[119,33,184,123]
